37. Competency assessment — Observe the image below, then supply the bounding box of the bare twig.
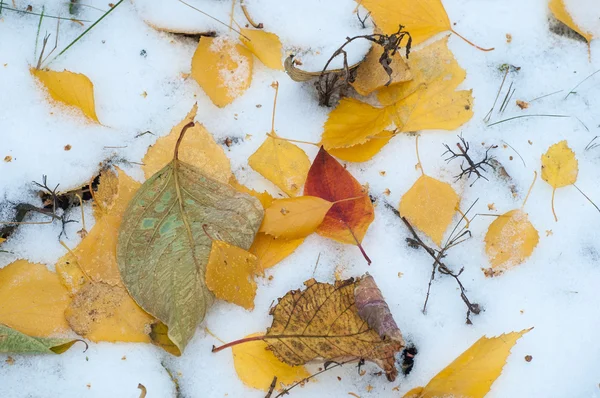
[443,136,496,186]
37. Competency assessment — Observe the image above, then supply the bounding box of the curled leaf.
[352,45,412,96]
[0,324,81,355]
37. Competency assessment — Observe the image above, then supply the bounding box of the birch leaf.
[261,196,333,240]
[0,324,80,355]
[541,140,578,221]
[117,123,263,352]
[31,68,99,122]
[249,233,304,271]
[549,0,594,46]
[328,131,394,162]
[240,29,284,70]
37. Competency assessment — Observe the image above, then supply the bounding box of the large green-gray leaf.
[0,324,82,354]
[117,160,263,353]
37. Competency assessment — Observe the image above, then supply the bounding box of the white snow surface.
[1,0,600,397]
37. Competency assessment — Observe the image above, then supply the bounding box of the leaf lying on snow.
[240,28,284,71]
[327,130,395,163]
[403,329,531,398]
[541,140,578,222]
[214,274,405,381]
[117,122,263,353]
[260,196,334,240]
[549,0,594,48]
[351,44,412,96]
[0,324,83,355]
[31,68,99,122]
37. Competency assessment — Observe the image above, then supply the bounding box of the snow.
[1,0,600,397]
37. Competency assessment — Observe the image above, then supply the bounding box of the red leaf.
[304,147,374,263]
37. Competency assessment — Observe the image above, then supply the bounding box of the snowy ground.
[1,0,600,397]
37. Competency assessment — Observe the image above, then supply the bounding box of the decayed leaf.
[484,209,539,272]
[232,332,310,391]
[142,104,231,182]
[399,175,459,247]
[549,0,593,46]
[249,233,304,271]
[117,124,263,352]
[352,45,412,96]
[264,276,403,381]
[361,0,450,45]
[240,29,284,70]
[261,196,333,239]
[403,329,531,398]
[191,36,253,107]
[328,131,394,162]
[205,240,260,310]
[541,140,578,221]
[304,147,374,248]
[0,324,80,354]
[0,260,70,337]
[31,68,99,122]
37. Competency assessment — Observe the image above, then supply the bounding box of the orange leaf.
[304,147,374,262]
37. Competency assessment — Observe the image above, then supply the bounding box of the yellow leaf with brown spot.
[0,260,71,337]
[484,209,539,271]
[142,104,231,182]
[403,329,530,398]
[352,45,412,96]
[191,36,253,107]
[232,332,310,391]
[261,196,333,239]
[399,175,459,247]
[328,131,394,162]
[205,241,260,310]
[249,233,304,271]
[240,29,284,70]
[541,140,578,221]
[549,0,593,45]
[248,135,311,196]
[31,68,99,122]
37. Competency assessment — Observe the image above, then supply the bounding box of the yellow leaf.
[484,209,539,271]
[232,333,310,391]
[328,131,394,162]
[549,0,593,45]
[191,36,253,107]
[399,175,459,247]
[205,241,260,310]
[541,140,578,189]
[361,0,450,45]
[0,238,5,244]
[321,98,394,149]
[249,233,304,271]
[229,175,274,209]
[352,45,412,96]
[405,329,530,398]
[248,135,311,196]
[261,196,333,240]
[142,104,231,182]
[240,29,284,70]
[0,260,71,337]
[31,68,99,122]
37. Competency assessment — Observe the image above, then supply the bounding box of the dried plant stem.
[177,0,247,39]
[450,29,494,52]
[344,220,371,265]
[565,68,600,99]
[241,2,262,28]
[212,334,265,352]
[266,133,320,147]
[487,114,569,127]
[573,184,600,216]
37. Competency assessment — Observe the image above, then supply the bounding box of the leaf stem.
[271,82,279,133]
[344,220,371,265]
[415,135,424,176]
[522,171,537,209]
[211,334,266,352]
[174,122,196,160]
[551,188,557,222]
[450,29,494,51]
[265,133,320,147]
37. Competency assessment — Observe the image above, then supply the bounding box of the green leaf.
[0,324,83,354]
[117,123,263,353]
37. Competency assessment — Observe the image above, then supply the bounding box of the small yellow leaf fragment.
[248,135,311,196]
[31,68,99,122]
[261,196,333,239]
[191,36,253,107]
[484,209,539,271]
[406,329,531,398]
[229,176,274,209]
[352,45,412,96]
[250,233,304,271]
[4,156,12,162]
[240,29,284,70]
[232,333,310,391]
[549,0,593,44]
[399,175,459,246]
[541,140,578,189]
[205,241,260,310]
[328,131,394,162]
[0,260,71,337]
[143,104,231,181]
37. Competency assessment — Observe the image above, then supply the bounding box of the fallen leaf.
[117,123,263,352]
[351,45,412,96]
[249,233,304,271]
[304,147,374,256]
[229,176,274,209]
[31,68,99,122]
[549,0,593,47]
[0,324,80,354]
[541,140,578,221]
[403,329,530,398]
[484,209,539,272]
[205,240,260,310]
[240,29,284,70]
[149,322,181,356]
[328,131,394,162]
[261,196,333,239]
[232,332,310,391]
[399,175,459,247]
[142,103,231,182]
[191,36,253,107]
[0,260,70,337]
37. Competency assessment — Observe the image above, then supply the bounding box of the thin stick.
[501,140,526,167]
[528,90,562,103]
[450,29,494,51]
[1,6,90,22]
[415,135,424,176]
[564,68,600,99]
[177,0,248,40]
[274,359,358,398]
[484,67,508,122]
[574,184,600,216]
[522,171,537,208]
[228,0,236,32]
[264,376,277,398]
[498,81,514,114]
[34,6,45,60]
[487,114,570,127]
[241,1,262,29]
[75,194,86,232]
[60,241,92,282]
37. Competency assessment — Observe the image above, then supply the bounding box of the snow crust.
[1,0,600,397]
